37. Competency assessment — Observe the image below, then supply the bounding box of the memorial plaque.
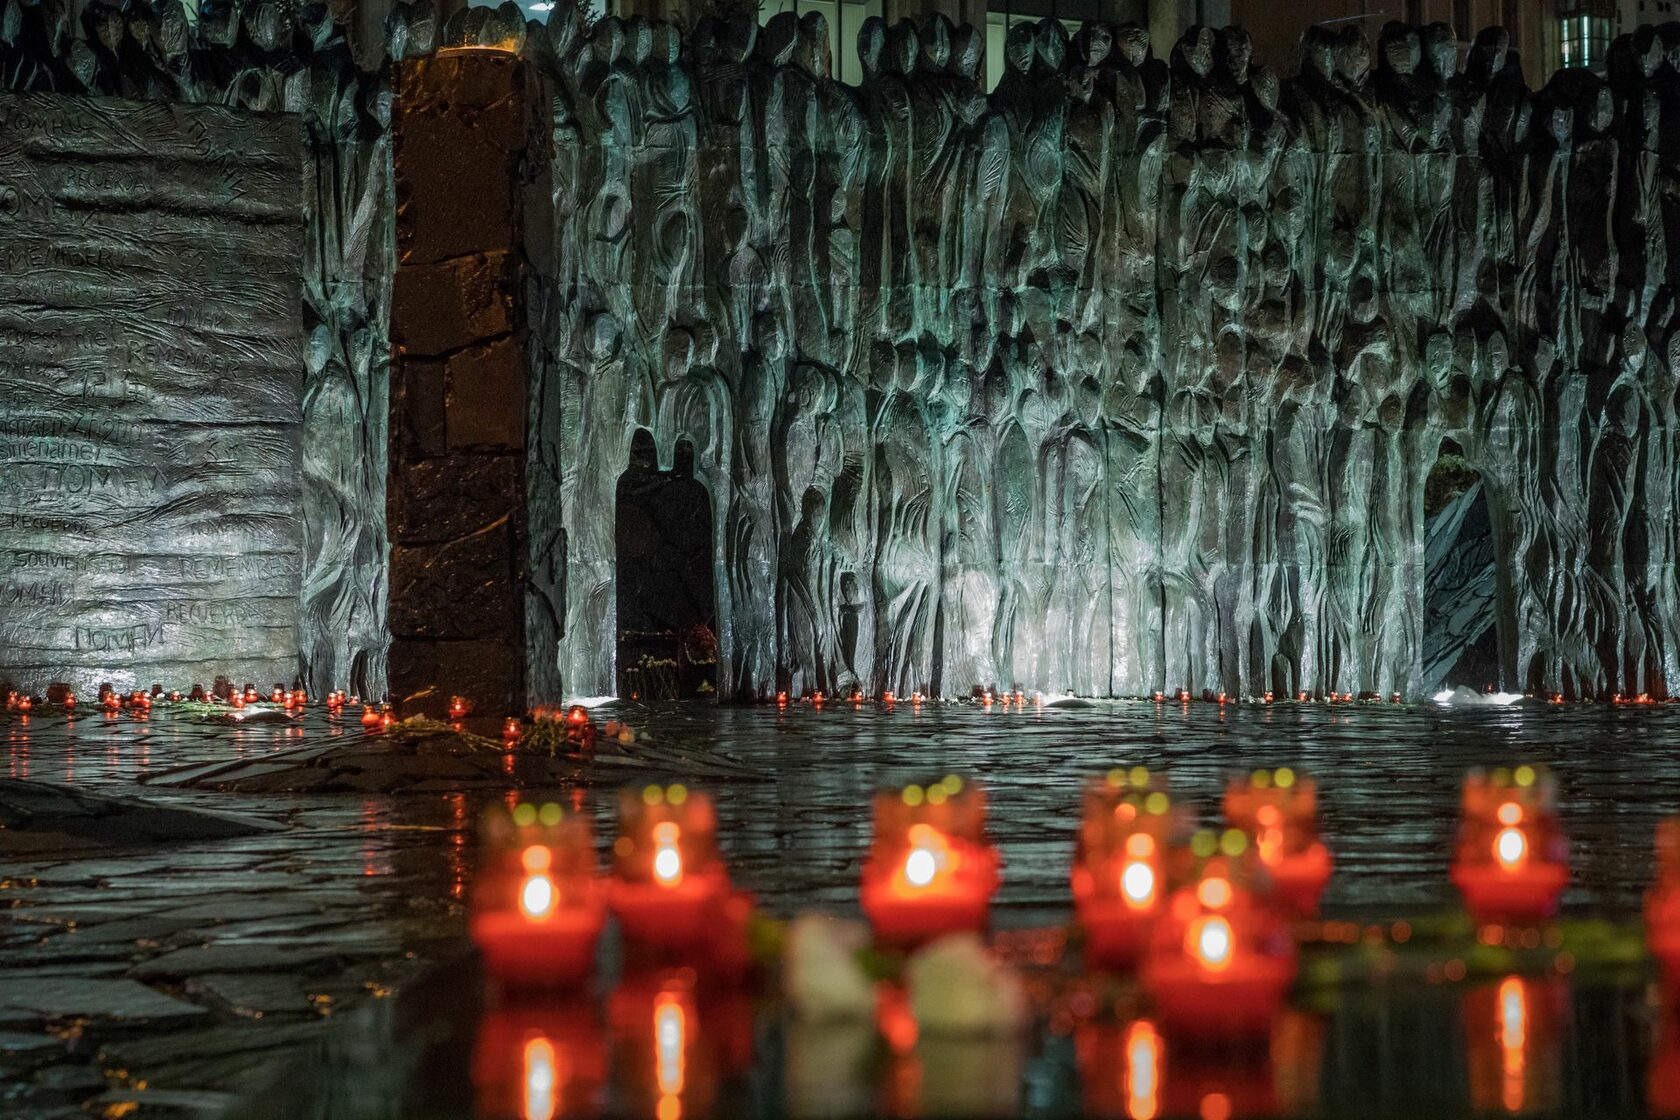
[0,91,305,695]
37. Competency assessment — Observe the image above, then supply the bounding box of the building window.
[1559,11,1610,70]
[775,0,884,85]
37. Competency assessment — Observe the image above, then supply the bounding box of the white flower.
[784,915,875,1022]
[905,934,1027,1037]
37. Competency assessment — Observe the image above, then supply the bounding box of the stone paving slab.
[0,1030,65,1052]
[183,974,318,1017]
[0,779,285,853]
[1,978,208,1022]
[89,1087,236,1115]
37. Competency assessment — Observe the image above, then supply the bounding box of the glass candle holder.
[563,705,597,750]
[470,800,605,987]
[1450,766,1568,925]
[606,784,735,954]
[1071,768,1181,968]
[1138,830,1297,1039]
[859,775,1000,947]
[1222,767,1334,917]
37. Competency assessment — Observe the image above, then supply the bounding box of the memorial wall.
[484,9,1680,703]
[0,92,303,694]
[4,0,1680,706]
[0,0,395,698]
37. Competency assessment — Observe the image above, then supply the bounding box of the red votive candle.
[605,784,737,955]
[1450,766,1568,925]
[860,775,1000,947]
[1223,767,1333,918]
[561,705,597,751]
[470,801,605,987]
[1071,768,1180,969]
[1647,819,1680,989]
[1138,832,1297,1039]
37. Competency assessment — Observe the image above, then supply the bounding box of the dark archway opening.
[1422,439,1500,693]
[615,431,718,700]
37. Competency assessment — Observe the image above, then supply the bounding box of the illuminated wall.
[4,0,1679,705]
[0,92,305,694]
[0,0,393,698]
[476,10,1680,701]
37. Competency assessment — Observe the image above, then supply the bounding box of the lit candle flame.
[520,874,556,920]
[1120,833,1157,908]
[1494,826,1528,869]
[652,821,683,886]
[522,1035,559,1120]
[1187,915,1233,971]
[905,847,938,887]
[1121,860,1156,909]
[901,823,947,890]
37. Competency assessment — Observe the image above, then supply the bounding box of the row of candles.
[3,683,354,717]
[13,685,1678,719]
[0,687,600,747]
[472,758,1680,1043]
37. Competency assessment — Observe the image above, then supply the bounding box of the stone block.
[389,529,518,640]
[395,55,523,265]
[402,51,525,116]
[388,47,536,714]
[391,252,514,357]
[389,456,520,545]
[394,359,446,460]
[447,335,526,450]
[388,637,522,715]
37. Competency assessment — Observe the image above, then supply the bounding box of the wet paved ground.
[4,698,1680,1118]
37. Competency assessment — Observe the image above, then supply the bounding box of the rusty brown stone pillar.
[387,48,546,719]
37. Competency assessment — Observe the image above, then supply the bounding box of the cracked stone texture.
[5,701,1680,1117]
[2,711,459,1118]
[0,780,284,853]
